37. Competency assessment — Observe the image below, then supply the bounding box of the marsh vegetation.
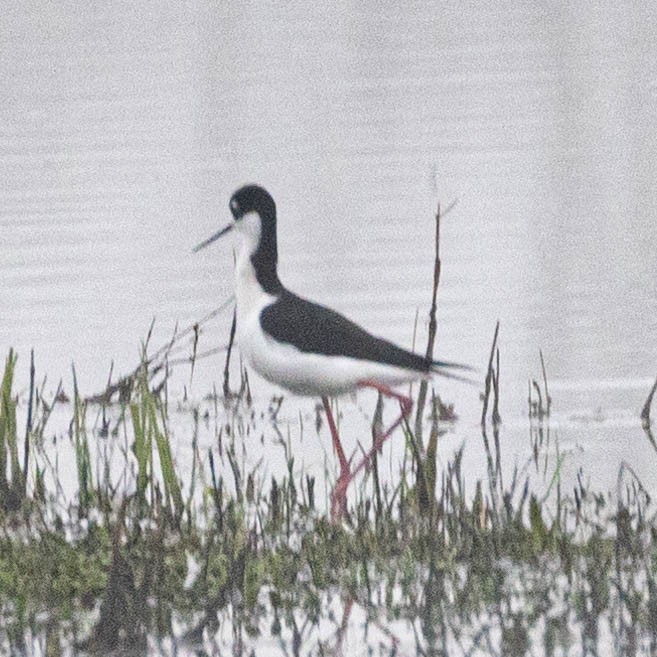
[1,332,657,657]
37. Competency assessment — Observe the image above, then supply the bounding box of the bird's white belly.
[237,306,424,397]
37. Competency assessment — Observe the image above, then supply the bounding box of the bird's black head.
[192,184,281,295]
[230,184,281,294]
[229,184,276,222]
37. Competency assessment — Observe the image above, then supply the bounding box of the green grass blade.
[72,366,93,514]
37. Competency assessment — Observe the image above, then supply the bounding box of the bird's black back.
[260,290,432,373]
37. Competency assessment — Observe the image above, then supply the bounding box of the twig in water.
[84,298,234,403]
[641,374,657,427]
[223,307,237,399]
[414,202,443,449]
[539,349,551,417]
[22,349,35,496]
[414,199,458,448]
[530,381,543,419]
[371,392,383,520]
[492,347,501,425]
[190,322,200,384]
[481,321,500,426]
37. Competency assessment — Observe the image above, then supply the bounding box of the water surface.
[2,3,657,493]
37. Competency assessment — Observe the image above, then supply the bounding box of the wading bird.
[194,185,469,519]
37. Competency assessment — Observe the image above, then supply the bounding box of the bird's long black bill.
[192,223,234,253]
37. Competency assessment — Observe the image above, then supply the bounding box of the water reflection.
[2,385,656,657]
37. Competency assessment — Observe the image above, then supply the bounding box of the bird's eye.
[230,199,240,215]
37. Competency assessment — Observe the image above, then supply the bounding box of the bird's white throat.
[234,211,262,257]
[233,212,277,349]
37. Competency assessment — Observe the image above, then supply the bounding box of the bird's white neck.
[234,239,278,326]
[233,209,282,300]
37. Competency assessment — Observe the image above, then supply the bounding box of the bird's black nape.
[232,184,282,295]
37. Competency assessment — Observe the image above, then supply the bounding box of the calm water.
[2,4,657,492]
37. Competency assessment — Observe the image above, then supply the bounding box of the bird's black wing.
[260,290,431,373]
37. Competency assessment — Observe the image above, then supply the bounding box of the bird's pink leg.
[329,380,413,521]
[322,396,350,519]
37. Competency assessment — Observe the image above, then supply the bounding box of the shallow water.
[2,4,657,495]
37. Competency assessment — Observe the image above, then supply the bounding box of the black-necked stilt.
[194,184,469,519]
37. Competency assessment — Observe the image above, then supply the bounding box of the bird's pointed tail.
[431,359,478,384]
